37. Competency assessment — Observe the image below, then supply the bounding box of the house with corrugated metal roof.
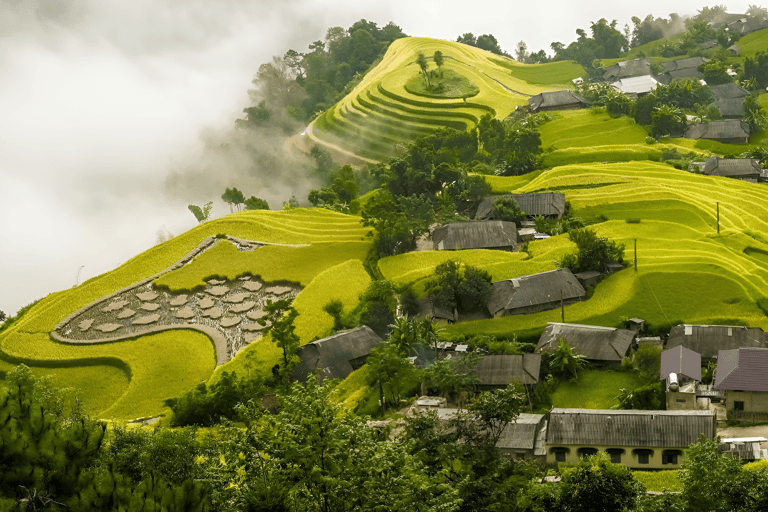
[535,322,635,365]
[432,221,517,251]
[546,408,717,469]
[711,83,749,119]
[603,58,652,80]
[715,347,768,422]
[685,119,751,144]
[487,269,586,318]
[496,413,548,461]
[475,353,542,391]
[666,324,767,361]
[291,326,382,383]
[528,90,590,113]
[700,156,766,182]
[661,346,703,410]
[611,75,659,98]
[476,193,566,221]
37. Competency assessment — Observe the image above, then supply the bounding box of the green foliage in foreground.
[633,470,682,492]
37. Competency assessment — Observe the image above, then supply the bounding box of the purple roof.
[715,348,768,391]
[661,346,701,381]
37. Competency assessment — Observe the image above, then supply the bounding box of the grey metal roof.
[547,409,716,447]
[432,221,517,251]
[611,75,659,95]
[535,322,635,362]
[715,97,744,118]
[667,324,767,360]
[528,90,590,111]
[292,326,382,383]
[476,354,541,386]
[487,269,586,316]
[603,58,652,80]
[496,414,545,450]
[702,156,762,177]
[715,348,768,391]
[668,68,704,80]
[685,120,750,141]
[476,193,566,220]
[711,83,749,100]
[661,346,702,381]
[662,57,710,72]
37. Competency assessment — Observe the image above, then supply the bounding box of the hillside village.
[7,4,768,511]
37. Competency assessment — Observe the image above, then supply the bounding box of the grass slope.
[0,209,372,419]
[308,37,573,162]
[550,370,643,409]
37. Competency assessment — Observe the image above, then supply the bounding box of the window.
[662,450,681,465]
[734,401,745,411]
[552,448,569,462]
[607,449,624,464]
[676,399,687,403]
[633,449,653,464]
[577,447,599,458]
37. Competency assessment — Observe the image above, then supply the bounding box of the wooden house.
[487,269,586,318]
[496,413,548,462]
[432,221,517,251]
[666,324,767,362]
[292,326,382,383]
[476,192,566,220]
[546,408,717,469]
[701,156,766,182]
[603,58,652,80]
[711,83,749,119]
[475,353,541,391]
[528,90,590,113]
[535,322,635,365]
[685,119,750,144]
[715,347,768,422]
[661,57,709,81]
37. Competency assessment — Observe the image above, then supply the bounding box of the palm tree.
[549,338,587,380]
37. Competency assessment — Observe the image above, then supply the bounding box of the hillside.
[302,37,583,163]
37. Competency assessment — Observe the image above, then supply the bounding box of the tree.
[614,381,664,410]
[308,187,340,206]
[322,299,345,331]
[634,94,658,125]
[743,93,768,133]
[457,33,477,46]
[427,260,492,314]
[366,341,416,414]
[492,197,526,225]
[416,52,430,87]
[361,190,435,256]
[457,266,493,313]
[498,125,541,176]
[424,351,481,398]
[433,50,444,76]
[476,34,504,55]
[558,453,644,512]
[222,187,245,213]
[560,228,625,273]
[260,298,300,386]
[0,310,5,323]
[515,41,528,62]
[604,89,634,117]
[679,435,744,512]
[188,201,213,223]
[244,196,270,210]
[651,104,687,137]
[400,285,421,317]
[699,59,732,85]
[357,280,398,336]
[549,338,587,380]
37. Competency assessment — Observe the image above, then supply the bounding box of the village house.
[527,90,590,113]
[699,156,767,182]
[476,192,566,221]
[535,322,635,366]
[487,269,586,318]
[661,56,709,81]
[685,119,751,144]
[661,345,704,410]
[474,353,542,391]
[611,75,659,98]
[603,58,652,80]
[496,413,548,462]
[666,324,767,362]
[292,326,382,383]
[714,347,768,422]
[546,408,717,469]
[711,82,749,119]
[432,221,517,251]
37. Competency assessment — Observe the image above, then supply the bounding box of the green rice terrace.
[7,34,768,424]
[303,37,577,163]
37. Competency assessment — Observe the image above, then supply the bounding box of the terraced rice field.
[383,161,768,341]
[306,37,576,163]
[0,209,373,420]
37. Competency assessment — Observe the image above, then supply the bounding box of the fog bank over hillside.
[0,0,759,318]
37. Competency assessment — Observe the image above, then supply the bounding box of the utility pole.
[634,239,637,272]
[717,202,720,234]
[560,289,564,323]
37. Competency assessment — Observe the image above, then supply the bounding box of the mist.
[0,0,760,318]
